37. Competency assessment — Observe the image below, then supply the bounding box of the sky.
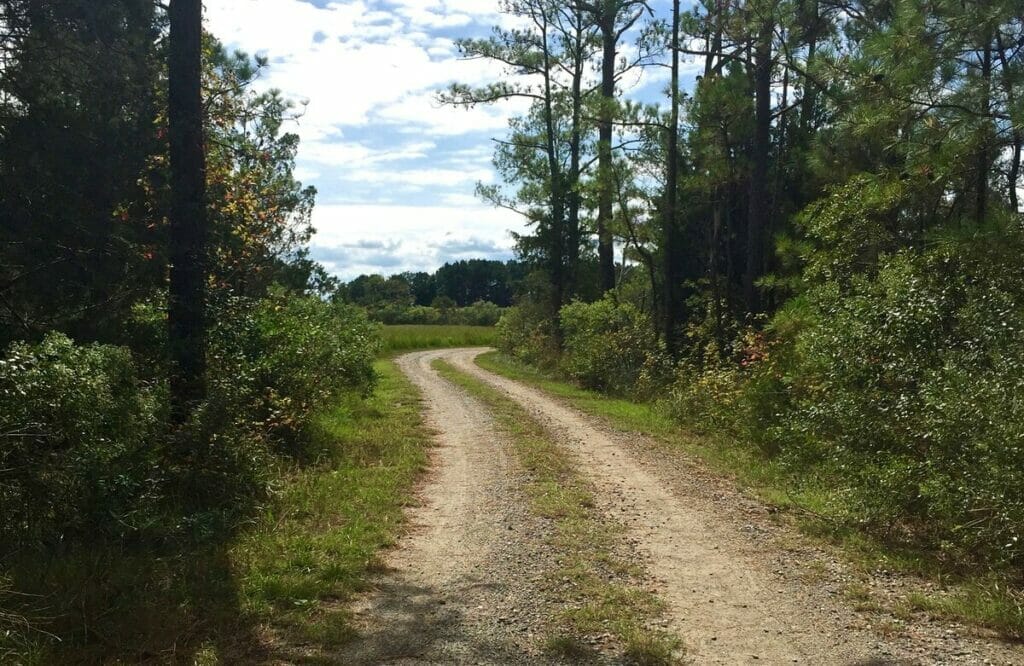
[205,0,686,280]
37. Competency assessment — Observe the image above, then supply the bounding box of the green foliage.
[0,360,430,663]
[0,334,164,547]
[0,0,161,344]
[775,238,1024,565]
[369,300,506,327]
[495,304,561,370]
[252,293,379,443]
[0,294,382,552]
[341,260,524,309]
[559,297,667,397]
[664,232,1024,567]
[206,290,380,455]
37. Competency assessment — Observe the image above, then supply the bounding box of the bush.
[657,232,1024,567]
[496,304,560,369]
[780,243,1024,562]
[559,297,667,397]
[208,290,380,455]
[0,334,164,547]
[0,291,383,550]
[455,300,504,326]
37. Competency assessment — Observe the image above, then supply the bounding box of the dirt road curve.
[341,348,1024,665]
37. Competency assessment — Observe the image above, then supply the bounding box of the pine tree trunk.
[662,0,682,350]
[744,20,771,316]
[567,8,585,298]
[540,16,566,316]
[597,19,616,293]
[975,37,991,225]
[168,0,207,418]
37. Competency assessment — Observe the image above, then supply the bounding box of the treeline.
[0,1,378,647]
[456,0,1024,573]
[334,259,527,325]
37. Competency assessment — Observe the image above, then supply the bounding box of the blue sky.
[206,0,692,280]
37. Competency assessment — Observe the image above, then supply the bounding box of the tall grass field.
[381,325,497,352]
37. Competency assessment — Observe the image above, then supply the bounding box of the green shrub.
[368,301,505,326]
[455,300,504,326]
[495,304,560,369]
[0,334,164,547]
[209,290,380,455]
[773,240,1024,565]
[559,297,666,397]
[0,292,383,549]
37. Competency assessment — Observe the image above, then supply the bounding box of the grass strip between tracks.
[432,358,681,665]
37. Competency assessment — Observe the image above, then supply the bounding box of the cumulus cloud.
[429,237,510,257]
[205,0,678,278]
[308,203,524,278]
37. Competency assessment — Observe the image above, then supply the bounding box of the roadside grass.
[475,351,1024,641]
[0,359,430,663]
[432,359,680,664]
[232,358,430,652]
[381,324,496,352]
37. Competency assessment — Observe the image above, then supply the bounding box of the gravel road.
[338,349,1024,665]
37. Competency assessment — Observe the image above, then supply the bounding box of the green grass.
[475,351,1024,640]
[1,359,431,663]
[432,359,680,664]
[380,324,496,352]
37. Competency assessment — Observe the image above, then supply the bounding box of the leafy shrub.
[0,334,164,547]
[664,356,745,434]
[495,304,560,369]
[209,290,380,455]
[455,301,504,326]
[368,301,505,326]
[0,291,383,550]
[657,230,1024,567]
[771,239,1024,564]
[559,297,667,397]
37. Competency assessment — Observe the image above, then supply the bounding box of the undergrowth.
[0,359,430,663]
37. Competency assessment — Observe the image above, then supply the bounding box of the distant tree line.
[338,259,528,309]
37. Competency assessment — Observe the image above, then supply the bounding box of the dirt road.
[341,348,1024,665]
[338,350,560,664]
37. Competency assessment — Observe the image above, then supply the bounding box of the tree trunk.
[596,17,616,293]
[975,35,991,225]
[567,7,585,298]
[168,0,207,418]
[540,15,566,316]
[712,196,725,354]
[745,18,771,316]
[996,32,1020,213]
[662,0,682,350]
[1010,136,1022,213]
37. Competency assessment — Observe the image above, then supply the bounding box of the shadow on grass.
[3,539,267,664]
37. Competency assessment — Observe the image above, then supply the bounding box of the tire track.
[447,348,1024,665]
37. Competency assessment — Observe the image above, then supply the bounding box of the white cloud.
[310,203,526,278]
[206,0,517,142]
[204,0,679,278]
